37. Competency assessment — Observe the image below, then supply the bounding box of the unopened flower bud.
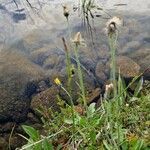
[63,5,69,19]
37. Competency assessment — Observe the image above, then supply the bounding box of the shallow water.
[0,0,149,48]
[0,0,150,121]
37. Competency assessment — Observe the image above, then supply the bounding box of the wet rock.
[116,56,141,78]
[36,80,49,93]
[0,50,46,122]
[29,43,64,67]
[0,137,8,150]
[27,112,40,124]
[120,41,141,54]
[105,56,141,78]
[95,61,109,84]
[129,48,150,80]
[22,29,53,52]
[97,44,110,59]
[87,88,101,104]
[9,133,26,149]
[128,48,150,79]
[30,46,52,65]
[80,57,96,72]
[58,67,97,104]
[31,86,60,117]
[78,46,98,63]
[0,122,15,133]
[43,53,65,70]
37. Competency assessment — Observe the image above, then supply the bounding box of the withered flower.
[63,5,69,19]
[105,16,123,35]
[71,32,86,46]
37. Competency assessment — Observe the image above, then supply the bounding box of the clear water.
[0,0,150,121]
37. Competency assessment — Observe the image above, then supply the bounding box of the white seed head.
[105,16,123,35]
[72,32,85,46]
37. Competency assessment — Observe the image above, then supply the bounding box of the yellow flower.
[54,78,61,86]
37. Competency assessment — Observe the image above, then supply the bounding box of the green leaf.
[22,125,42,150]
[56,144,63,150]
[118,73,126,94]
[103,140,112,150]
[89,130,96,144]
[22,125,40,141]
[121,141,129,150]
[79,117,87,127]
[132,139,144,150]
[87,103,96,117]
[134,77,143,97]
[43,139,54,150]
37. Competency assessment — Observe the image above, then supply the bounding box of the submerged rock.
[120,41,141,54]
[43,52,65,70]
[128,48,150,79]
[0,137,8,150]
[0,50,46,122]
[95,61,109,84]
[56,66,97,104]
[116,56,141,78]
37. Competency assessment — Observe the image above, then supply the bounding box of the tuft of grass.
[19,5,150,150]
[20,90,150,149]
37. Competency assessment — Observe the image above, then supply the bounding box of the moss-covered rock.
[128,48,150,79]
[31,86,60,116]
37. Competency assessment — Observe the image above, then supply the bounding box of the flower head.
[54,78,61,86]
[105,16,123,35]
[63,5,69,19]
[105,83,114,92]
[71,32,86,46]
[104,83,114,99]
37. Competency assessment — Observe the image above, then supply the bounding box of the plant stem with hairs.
[74,44,87,111]
[60,85,76,142]
[108,33,118,97]
[62,37,72,93]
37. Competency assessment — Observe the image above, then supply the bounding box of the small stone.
[95,61,108,83]
[87,88,101,104]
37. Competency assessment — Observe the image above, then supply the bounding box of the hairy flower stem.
[62,38,72,93]
[66,18,73,93]
[67,19,71,40]
[108,33,118,97]
[66,52,72,93]
[74,44,87,111]
[61,85,75,141]
[109,32,121,146]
